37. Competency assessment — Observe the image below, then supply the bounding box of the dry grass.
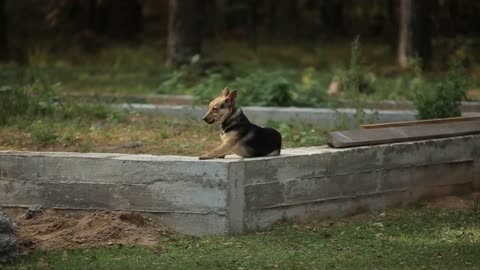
[0,114,327,156]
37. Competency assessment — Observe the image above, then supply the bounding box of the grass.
[0,113,328,156]
[4,204,480,269]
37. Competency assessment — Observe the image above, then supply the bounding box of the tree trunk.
[320,0,346,36]
[398,0,432,69]
[247,0,257,51]
[386,0,398,54]
[275,0,299,37]
[0,0,7,61]
[166,0,205,67]
[109,0,142,40]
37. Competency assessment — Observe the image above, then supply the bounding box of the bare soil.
[14,209,172,251]
[424,192,480,211]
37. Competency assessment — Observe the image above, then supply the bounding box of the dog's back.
[235,123,282,157]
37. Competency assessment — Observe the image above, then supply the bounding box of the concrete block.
[379,161,473,192]
[243,154,330,185]
[284,176,333,203]
[381,136,477,169]
[0,180,227,214]
[122,104,479,128]
[244,182,284,210]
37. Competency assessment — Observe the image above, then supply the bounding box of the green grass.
[4,206,480,269]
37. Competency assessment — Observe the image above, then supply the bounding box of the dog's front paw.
[199,155,213,160]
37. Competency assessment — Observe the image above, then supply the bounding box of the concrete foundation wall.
[0,153,232,235]
[1,135,479,235]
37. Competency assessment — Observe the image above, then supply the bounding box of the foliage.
[271,121,327,147]
[29,120,59,145]
[0,70,128,127]
[328,38,379,127]
[156,68,189,94]
[412,60,468,120]
[331,37,376,95]
[192,67,328,107]
[0,75,56,125]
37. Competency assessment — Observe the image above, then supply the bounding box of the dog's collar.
[221,107,244,132]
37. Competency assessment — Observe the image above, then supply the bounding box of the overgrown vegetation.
[1,39,477,108]
[412,60,469,119]
[4,204,480,269]
[0,70,127,128]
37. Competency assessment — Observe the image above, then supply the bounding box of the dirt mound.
[14,209,172,251]
[425,192,480,210]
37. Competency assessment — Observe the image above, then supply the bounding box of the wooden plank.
[361,115,480,129]
[328,120,480,148]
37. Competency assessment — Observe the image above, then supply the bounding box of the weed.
[157,68,189,94]
[272,122,327,147]
[412,60,468,119]
[193,67,328,107]
[331,37,376,95]
[30,120,58,145]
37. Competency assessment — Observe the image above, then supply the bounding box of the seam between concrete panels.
[246,181,474,211]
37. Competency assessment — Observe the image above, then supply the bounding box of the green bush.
[275,122,326,147]
[30,120,58,144]
[192,67,327,107]
[0,70,128,126]
[0,77,57,125]
[412,61,468,120]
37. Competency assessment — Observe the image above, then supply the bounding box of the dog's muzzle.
[202,116,215,124]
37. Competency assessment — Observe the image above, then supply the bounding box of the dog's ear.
[221,87,229,97]
[226,90,237,104]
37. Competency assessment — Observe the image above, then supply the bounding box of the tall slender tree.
[109,0,142,40]
[166,0,205,67]
[0,0,7,61]
[398,0,432,68]
[247,0,257,51]
[319,0,346,36]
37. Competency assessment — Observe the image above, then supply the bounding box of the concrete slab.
[1,135,479,235]
[119,104,480,128]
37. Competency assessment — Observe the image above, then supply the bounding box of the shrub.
[0,70,128,126]
[30,120,58,144]
[192,67,328,107]
[412,61,468,120]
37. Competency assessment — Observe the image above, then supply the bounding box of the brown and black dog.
[199,87,282,160]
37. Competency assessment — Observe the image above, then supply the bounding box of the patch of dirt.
[14,209,173,251]
[424,192,480,211]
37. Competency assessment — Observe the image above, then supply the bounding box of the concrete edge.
[118,103,480,128]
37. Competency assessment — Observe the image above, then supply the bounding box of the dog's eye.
[212,107,218,111]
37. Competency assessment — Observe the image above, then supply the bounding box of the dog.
[199,87,282,160]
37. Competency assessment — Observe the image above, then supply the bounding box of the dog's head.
[202,87,237,124]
